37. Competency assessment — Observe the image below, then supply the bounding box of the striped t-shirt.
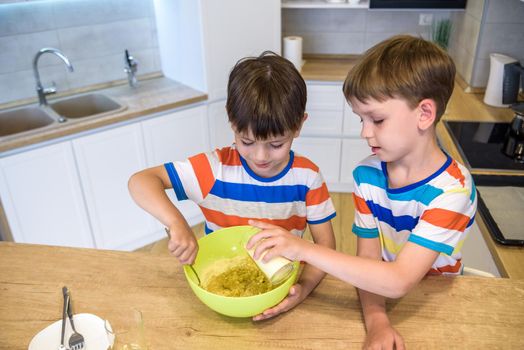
[164,146,336,236]
[352,154,477,275]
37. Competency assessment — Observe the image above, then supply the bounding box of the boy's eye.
[241,140,254,146]
[373,119,384,125]
[270,143,284,149]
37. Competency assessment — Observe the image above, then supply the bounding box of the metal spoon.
[164,228,201,286]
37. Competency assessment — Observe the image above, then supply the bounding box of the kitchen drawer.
[293,137,341,185]
[307,84,345,111]
[343,101,362,136]
[303,84,345,136]
[340,138,371,190]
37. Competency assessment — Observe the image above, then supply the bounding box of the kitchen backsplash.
[282,8,452,55]
[0,0,161,104]
[282,8,450,55]
[450,0,524,88]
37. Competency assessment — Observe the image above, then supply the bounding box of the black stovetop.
[444,121,524,171]
[444,120,524,246]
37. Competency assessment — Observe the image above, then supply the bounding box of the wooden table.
[1,242,523,349]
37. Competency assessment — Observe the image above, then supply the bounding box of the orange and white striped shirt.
[164,146,336,235]
[352,154,477,275]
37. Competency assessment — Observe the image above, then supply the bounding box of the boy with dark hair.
[129,51,336,321]
[247,36,477,348]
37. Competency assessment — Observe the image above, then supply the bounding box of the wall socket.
[419,13,433,26]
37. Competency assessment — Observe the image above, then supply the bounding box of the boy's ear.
[417,99,437,130]
[294,113,308,137]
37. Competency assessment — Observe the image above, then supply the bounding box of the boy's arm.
[248,224,438,298]
[128,165,197,264]
[357,236,405,350]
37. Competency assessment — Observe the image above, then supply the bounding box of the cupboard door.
[293,137,341,185]
[0,142,93,247]
[340,138,371,191]
[142,106,209,226]
[461,220,500,277]
[302,84,345,136]
[343,102,362,136]
[72,124,156,250]
[208,100,233,149]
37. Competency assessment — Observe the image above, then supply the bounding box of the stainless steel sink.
[0,106,55,137]
[50,93,126,119]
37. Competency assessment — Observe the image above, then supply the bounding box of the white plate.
[28,313,114,350]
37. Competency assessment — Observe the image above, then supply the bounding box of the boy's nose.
[360,122,373,139]
[254,146,269,162]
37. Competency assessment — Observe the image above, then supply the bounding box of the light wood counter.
[301,57,524,279]
[301,56,359,81]
[1,242,523,350]
[0,76,207,153]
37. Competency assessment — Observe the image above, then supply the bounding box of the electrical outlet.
[419,13,433,26]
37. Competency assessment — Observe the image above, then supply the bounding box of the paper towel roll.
[283,36,303,71]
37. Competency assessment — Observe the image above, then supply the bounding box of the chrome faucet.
[124,49,138,88]
[33,48,74,106]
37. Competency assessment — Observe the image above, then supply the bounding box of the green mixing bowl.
[183,225,299,318]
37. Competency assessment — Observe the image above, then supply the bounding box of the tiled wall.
[470,0,524,88]
[0,0,160,104]
[448,0,484,87]
[282,8,452,55]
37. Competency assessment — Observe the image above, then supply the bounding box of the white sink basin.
[0,106,55,137]
[50,93,126,119]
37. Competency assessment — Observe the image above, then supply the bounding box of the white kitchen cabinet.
[0,142,93,248]
[303,84,345,136]
[461,220,500,277]
[339,138,371,191]
[343,100,362,136]
[141,105,209,227]
[296,82,369,192]
[155,0,281,101]
[208,100,234,149]
[72,123,158,251]
[294,137,342,185]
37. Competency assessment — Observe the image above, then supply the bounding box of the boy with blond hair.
[247,35,477,348]
[129,51,336,321]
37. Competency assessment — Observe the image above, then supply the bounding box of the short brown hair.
[226,51,307,139]
[343,35,455,123]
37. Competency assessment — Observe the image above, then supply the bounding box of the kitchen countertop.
[0,76,207,153]
[1,242,523,350]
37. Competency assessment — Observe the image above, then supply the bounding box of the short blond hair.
[343,35,455,123]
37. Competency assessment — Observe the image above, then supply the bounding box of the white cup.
[246,244,295,285]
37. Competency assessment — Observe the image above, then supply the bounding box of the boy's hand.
[252,284,305,321]
[166,227,198,265]
[247,220,309,262]
[363,320,405,350]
